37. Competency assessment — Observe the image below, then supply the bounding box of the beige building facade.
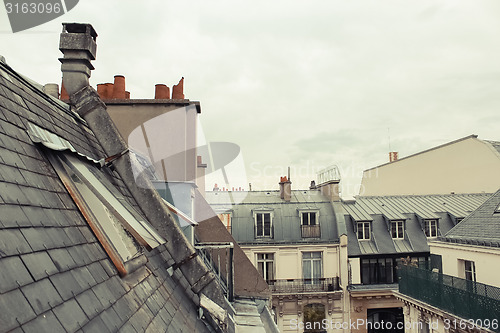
[361,135,500,196]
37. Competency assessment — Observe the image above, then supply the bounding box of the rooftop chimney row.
[90,76,185,100]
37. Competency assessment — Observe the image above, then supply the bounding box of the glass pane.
[362,260,370,284]
[264,213,271,236]
[266,261,274,280]
[62,154,165,248]
[310,213,316,225]
[364,223,370,239]
[303,259,312,280]
[256,214,263,236]
[302,212,308,225]
[398,222,403,237]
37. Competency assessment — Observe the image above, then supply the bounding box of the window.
[255,212,272,238]
[464,260,476,282]
[257,253,274,282]
[301,212,317,225]
[391,221,404,239]
[424,219,438,238]
[49,153,165,276]
[357,222,371,240]
[361,258,395,284]
[301,211,320,238]
[303,252,322,284]
[218,213,232,233]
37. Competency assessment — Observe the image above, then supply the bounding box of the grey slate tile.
[0,182,30,205]
[50,271,85,301]
[0,255,33,293]
[87,261,108,284]
[0,288,36,331]
[99,307,123,332]
[53,298,88,332]
[20,206,52,228]
[21,251,58,281]
[76,289,105,319]
[0,204,30,228]
[0,228,32,256]
[92,280,117,308]
[20,227,55,252]
[21,310,66,333]
[128,307,152,332]
[71,266,98,290]
[21,278,63,315]
[48,247,78,272]
[112,293,136,323]
[82,315,112,333]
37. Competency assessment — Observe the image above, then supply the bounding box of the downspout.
[332,201,351,332]
[58,23,226,310]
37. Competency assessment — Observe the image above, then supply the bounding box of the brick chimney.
[389,151,398,162]
[279,176,292,202]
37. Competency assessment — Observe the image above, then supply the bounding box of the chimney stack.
[58,23,97,100]
[172,77,185,99]
[389,151,398,162]
[43,83,59,98]
[112,75,126,99]
[155,84,170,99]
[279,176,292,202]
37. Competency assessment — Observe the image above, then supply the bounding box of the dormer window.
[301,212,317,225]
[424,219,438,238]
[300,211,320,238]
[254,211,273,238]
[357,221,371,240]
[391,220,404,239]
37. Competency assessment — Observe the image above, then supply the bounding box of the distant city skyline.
[2,0,500,195]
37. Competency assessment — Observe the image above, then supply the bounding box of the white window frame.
[256,253,275,282]
[299,210,319,226]
[357,221,371,240]
[424,219,438,238]
[391,220,404,239]
[253,211,273,238]
[464,260,476,282]
[302,251,323,283]
[49,153,165,277]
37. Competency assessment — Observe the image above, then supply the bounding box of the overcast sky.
[2,0,500,196]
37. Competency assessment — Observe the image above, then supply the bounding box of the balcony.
[398,265,500,332]
[301,224,321,238]
[268,277,340,293]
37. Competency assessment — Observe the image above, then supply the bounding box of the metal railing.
[301,225,321,238]
[268,277,340,293]
[195,242,234,302]
[398,265,500,332]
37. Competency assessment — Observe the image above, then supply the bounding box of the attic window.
[357,221,371,240]
[391,220,404,239]
[48,152,165,276]
[424,219,438,238]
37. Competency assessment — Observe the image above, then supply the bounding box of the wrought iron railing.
[301,225,321,238]
[268,277,340,293]
[398,265,500,332]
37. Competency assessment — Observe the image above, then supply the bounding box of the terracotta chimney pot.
[97,83,107,99]
[155,84,170,99]
[112,75,126,99]
[60,81,69,100]
[172,77,184,99]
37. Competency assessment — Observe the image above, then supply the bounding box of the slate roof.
[0,59,212,332]
[206,190,340,245]
[343,193,491,256]
[443,189,500,246]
